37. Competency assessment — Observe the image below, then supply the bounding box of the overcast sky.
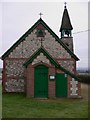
[0,0,89,69]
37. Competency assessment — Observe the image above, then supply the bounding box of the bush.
[77,74,90,84]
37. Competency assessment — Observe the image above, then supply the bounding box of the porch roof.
[23,47,80,81]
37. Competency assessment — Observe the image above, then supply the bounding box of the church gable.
[32,53,51,65]
[8,28,71,59]
[2,18,79,61]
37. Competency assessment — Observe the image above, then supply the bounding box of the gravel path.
[81,83,89,100]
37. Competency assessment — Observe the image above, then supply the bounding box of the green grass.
[2,93,88,118]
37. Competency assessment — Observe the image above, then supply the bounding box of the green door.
[34,65,48,98]
[56,73,67,97]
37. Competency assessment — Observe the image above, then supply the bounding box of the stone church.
[1,4,81,98]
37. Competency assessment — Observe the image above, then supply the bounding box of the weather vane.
[39,12,43,18]
[64,2,67,8]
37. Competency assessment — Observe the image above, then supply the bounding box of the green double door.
[56,73,67,97]
[34,65,48,98]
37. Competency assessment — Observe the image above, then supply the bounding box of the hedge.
[77,74,90,84]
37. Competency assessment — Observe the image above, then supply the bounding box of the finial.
[39,12,43,18]
[64,2,67,9]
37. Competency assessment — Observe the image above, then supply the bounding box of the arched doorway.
[34,65,48,98]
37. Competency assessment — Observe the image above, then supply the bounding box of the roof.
[23,47,80,81]
[60,7,73,31]
[1,18,79,61]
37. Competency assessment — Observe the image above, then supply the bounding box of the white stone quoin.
[70,78,78,96]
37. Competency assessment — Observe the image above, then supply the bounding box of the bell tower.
[60,3,74,52]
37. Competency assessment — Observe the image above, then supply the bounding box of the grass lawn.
[2,93,88,118]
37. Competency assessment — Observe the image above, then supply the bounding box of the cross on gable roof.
[39,12,43,18]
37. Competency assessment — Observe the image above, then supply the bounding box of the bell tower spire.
[60,3,74,52]
[60,2,73,38]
